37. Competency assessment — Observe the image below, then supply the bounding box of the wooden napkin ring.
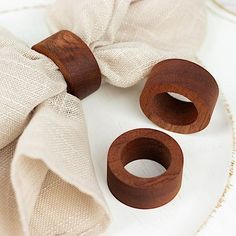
[140,59,219,134]
[32,30,101,99]
[107,128,183,209]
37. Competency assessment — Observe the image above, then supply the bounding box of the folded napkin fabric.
[0,27,110,236]
[48,0,206,88]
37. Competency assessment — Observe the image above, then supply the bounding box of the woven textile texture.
[0,28,110,236]
[48,0,206,87]
[0,0,206,235]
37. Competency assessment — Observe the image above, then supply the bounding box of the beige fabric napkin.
[0,28,109,236]
[48,0,206,88]
[0,0,206,235]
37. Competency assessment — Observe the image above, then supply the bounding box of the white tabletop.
[198,1,236,235]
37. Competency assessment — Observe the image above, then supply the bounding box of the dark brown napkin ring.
[140,59,219,134]
[107,128,183,209]
[32,30,101,99]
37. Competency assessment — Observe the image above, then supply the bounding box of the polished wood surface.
[140,59,219,134]
[107,128,183,209]
[32,30,101,99]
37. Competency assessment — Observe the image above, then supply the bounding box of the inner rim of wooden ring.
[121,137,171,177]
[154,92,198,126]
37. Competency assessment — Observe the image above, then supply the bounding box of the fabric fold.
[12,92,110,235]
[0,29,110,236]
[47,0,206,88]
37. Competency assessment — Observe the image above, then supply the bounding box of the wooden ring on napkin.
[32,30,101,99]
[140,59,219,134]
[107,128,183,209]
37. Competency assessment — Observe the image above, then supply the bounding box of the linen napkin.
[48,0,206,88]
[0,27,110,236]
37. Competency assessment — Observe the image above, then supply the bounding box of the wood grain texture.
[107,128,183,209]
[32,30,101,99]
[140,59,219,134]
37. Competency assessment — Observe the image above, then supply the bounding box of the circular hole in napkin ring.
[140,59,219,134]
[125,159,166,178]
[107,128,183,209]
[32,30,101,99]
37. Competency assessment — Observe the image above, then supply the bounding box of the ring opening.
[154,93,198,125]
[121,137,171,178]
[168,92,191,102]
[125,160,166,178]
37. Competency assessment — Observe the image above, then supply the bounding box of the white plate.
[211,0,236,17]
[0,2,234,235]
